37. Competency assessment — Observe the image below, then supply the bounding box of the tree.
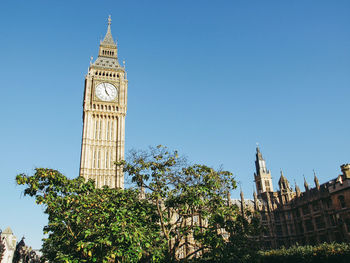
[16,169,165,263]
[119,145,260,261]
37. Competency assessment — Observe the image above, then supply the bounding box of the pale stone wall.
[79,18,127,189]
[1,227,16,263]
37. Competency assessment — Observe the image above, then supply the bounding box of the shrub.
[257,243,350,263]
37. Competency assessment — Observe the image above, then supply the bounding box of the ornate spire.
[253,190,257,200]
[240,186,245,216]
[240,187,244,200]
[295,180,301,197]
[314,170,320,190]
[278,170,288,189]
[256,144,263,160]
[101,15,116,46]
[304,175,309,191]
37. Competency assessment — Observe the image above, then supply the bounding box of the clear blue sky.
[0,0,349,249]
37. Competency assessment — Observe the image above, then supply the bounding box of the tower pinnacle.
[304,175,309,191]
[101,15,116,46]
[314,170,320,190]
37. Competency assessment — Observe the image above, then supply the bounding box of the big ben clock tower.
[79,16,127,188]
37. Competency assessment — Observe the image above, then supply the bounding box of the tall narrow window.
[338,195,346,208]
[107,121,110,140]
[94,119,98,139]
[111,120,114,141]
[93,149,96,168]
[99,119,102,140]
[109,149,112,168]
[105,149,109,168]
[97,150,101,168]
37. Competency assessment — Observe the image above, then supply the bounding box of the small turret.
[227,191,231,206]
[304,176,309,191]
[278,170,290,190]
[254,146,273,196]
[313,170,320,190]
[253,190,258,210]
[295,181,301,197]
[341,164,350,179]
[240,188,245,216]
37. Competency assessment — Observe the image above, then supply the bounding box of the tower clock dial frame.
[94,82,118,102]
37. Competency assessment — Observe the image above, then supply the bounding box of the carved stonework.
[1,227,17,263]
[79,16,128,189]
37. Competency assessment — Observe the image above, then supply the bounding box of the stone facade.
[79,16,127,189]
[1,227,16,263]
[251,147,350,248]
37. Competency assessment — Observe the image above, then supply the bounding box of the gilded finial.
[108,15,112,26]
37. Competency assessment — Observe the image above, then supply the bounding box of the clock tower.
[79,16,127,188]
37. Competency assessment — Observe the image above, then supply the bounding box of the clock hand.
[103,83,110,96]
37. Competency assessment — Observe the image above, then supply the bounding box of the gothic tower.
[254,147,273,197]
[79,16,127,188]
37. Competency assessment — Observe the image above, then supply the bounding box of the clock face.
[95,82,118,102]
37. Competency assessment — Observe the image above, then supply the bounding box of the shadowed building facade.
[250,147,350,248]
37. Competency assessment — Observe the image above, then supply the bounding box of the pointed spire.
[279,169,285,180]
[253,190,257,200]
[226,191,231,206]
[278,169,288,189]
[256,144,263,160]
[295,180,301,197]
[313,170,320,190]
[240,185,245,216]
[304,175,309,191]
[2,226,13,234]
[101,15,116,46]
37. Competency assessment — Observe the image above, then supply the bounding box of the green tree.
[16,169,165,263]
[120,145,260,261]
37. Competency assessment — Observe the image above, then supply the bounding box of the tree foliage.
[120,145,260,261]
[16,169,165,263]
[16,146,261,262]
[258,243,350,263]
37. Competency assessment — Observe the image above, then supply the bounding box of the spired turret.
[295,181,301,197]
[304,176,309,191]
[341,164,350,179]
[278,170,290,190]
[314,170,320,190]
[254,146,274,196]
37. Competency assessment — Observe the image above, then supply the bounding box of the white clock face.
[95,82,117,102]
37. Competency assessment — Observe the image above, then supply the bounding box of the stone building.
[1,227,16,263]
[251,147,350,248]
[79,16,128,189]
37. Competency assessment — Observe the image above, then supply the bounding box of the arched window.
[117,74,119,78]
[338,195,346,208]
